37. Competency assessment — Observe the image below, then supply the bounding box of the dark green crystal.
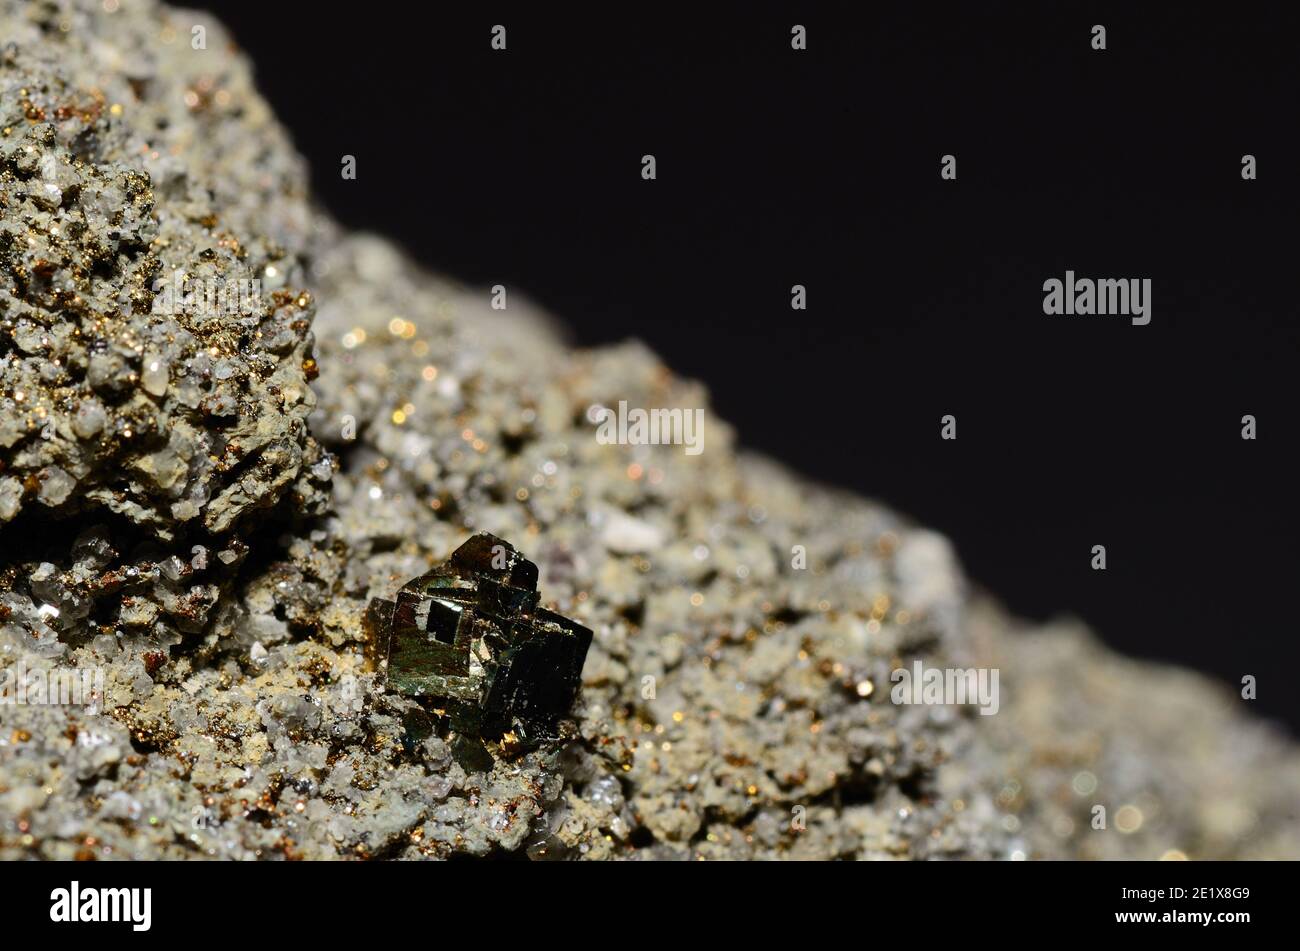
[366,533,592,740]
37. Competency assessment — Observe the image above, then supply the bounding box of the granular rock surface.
[0,0,1296,860]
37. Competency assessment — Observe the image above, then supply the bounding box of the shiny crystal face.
[365,533,592,739]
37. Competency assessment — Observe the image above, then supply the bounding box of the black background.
[212,2,1298,731]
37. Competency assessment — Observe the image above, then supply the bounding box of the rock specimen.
[366,533,592,741]
[0,0,1297,861]
[0,48,328,541]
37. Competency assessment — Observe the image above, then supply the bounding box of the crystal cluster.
[366,533,592,740]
